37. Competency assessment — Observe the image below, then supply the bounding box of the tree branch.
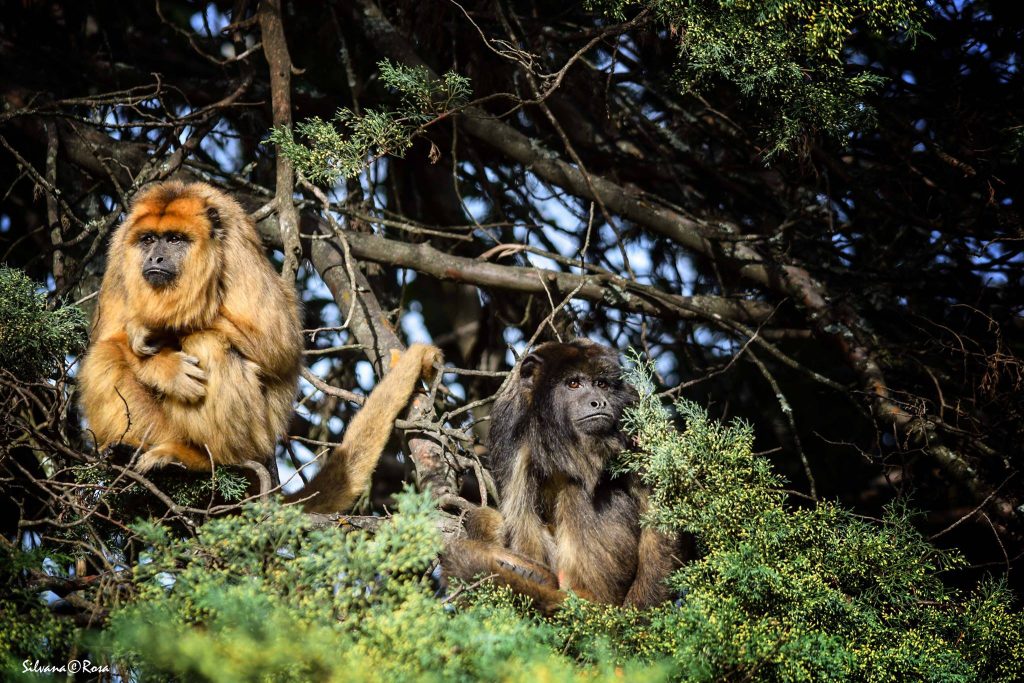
[337,230,775,324]
[347,0,992,508]
[258,0,302,281]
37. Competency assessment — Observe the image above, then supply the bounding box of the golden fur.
[78,181,303,472]
[79,181,443,514]
[286,344,443,513]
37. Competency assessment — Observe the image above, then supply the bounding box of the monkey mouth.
[143,268,176,287]
[577,412,614,424]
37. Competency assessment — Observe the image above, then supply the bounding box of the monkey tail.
[285,343,442,513]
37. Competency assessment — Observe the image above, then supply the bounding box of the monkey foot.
[135,443,213,473]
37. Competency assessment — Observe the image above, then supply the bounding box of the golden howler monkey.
[443,339,680,612]
[78,181,441,512]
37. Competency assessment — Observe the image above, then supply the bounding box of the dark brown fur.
[443,339,680,612]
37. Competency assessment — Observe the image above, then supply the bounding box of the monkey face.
[515,339,636,445]
[136,231,191,288]
[554,374,622,435]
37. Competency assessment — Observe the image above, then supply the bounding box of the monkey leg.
[442,539,566,613]
[622,528,684,609]
[78,337,185,451]
[463,505,504,544]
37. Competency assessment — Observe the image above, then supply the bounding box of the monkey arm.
[463,505,504,543]
[213,305,300,383]
[78,335,168,449]
[284,343,442,513]
[87,303,208,406]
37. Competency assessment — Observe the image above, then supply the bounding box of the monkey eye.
[566,378,581,389]
[166,233,184,244]
[139,233,156,245]
[594,379,608,389]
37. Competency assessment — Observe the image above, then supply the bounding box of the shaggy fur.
[444,339,679,612]
[79,181,440,512]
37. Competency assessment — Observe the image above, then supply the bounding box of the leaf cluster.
[0,266,86,380]
[546,356,1024,681]
[267,60,471,183]
[5,358,1021,682]
[590,0,924,154]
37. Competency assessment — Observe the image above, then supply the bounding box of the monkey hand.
[126,321,162,356]
[134,448,187,473]
[135,351,208,402]
[165,353,208,402]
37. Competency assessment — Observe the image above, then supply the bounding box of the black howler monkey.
[443,339,681,612]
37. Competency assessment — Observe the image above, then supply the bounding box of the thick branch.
[339,230,774,324]
[258,0,302,281]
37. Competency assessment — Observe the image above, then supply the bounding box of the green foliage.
[0,544,75,679]
[97,488,649,682]
[268,60,471,183]
[0,266,86,380]
[541,356,1023,681]
[72,460,250,516]
[593,1,924,154]
[5,357,1020,682]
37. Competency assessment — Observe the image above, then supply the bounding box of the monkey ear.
[518,353,544,388]
[206,206,224,239]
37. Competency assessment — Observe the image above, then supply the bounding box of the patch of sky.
[694,326,727,356]
[1,214,9,233]
[964,40,990,58]
[355,359,375,391]
[101,109,123,140]
[447,382,466,402]
[22,531,41,550]
[278,439,318,494]
[502,326,526,366]
[200,119,244,173]
[400,302,434,345]
[393,268,419,291]
[996,52,1018,85]
[189,3,230,35]
[831,232,855,265]
[463,195,491,227]
[653,349,677,381]
[966,237,1017,287]
[176,124,195,148]
[848,51,870,67]
[671,252,697,296]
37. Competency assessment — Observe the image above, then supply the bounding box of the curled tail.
[286,343,443,513]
